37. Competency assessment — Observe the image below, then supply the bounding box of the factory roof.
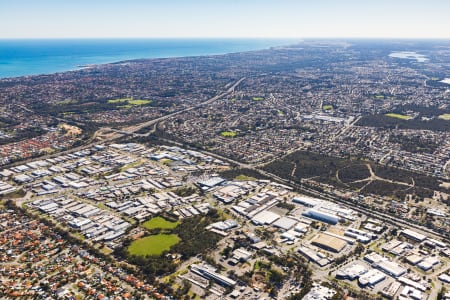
[251,210,280,225]
[336,263,368,280]
[311,233,347,253]
[272,216,298,230]
[358,269,386,286]
[401,229,427,242]
[375,260,407,277]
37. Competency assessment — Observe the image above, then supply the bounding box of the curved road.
[7,76,448,242]
[158,137,449,242]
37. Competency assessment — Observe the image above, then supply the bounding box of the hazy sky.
[1,0,449,39]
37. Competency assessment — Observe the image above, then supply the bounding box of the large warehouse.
[375,260,407,278]
[311,233,347,253]
[358,269,386,286]
[401,229,427,242]
[303,208,340,225]
[336,263,368,280]
[272,216,298,231]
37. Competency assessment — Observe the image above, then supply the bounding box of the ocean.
[0,38,296,79]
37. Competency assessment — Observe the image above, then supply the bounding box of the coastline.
[0,38,296,79]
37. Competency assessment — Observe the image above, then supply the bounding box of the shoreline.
[0,38,297,79]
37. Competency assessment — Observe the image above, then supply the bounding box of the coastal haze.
[1,1,450,300]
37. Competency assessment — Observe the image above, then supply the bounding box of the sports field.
[252,97,264,101]
[438,114,450,120]
[128,234,180,256]
[107,98,152,105]
[142,216,179,230]
[385,113,412,120]
[220,131,237,138]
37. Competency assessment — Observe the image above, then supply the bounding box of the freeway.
[2,77,245,169]
[5,76,448,242]
[156,137,449,243]
[115,77,246,137]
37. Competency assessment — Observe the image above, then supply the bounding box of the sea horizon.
[0,38,297,79]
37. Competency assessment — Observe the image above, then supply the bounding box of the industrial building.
[292,196,320,207]
[294,196,356,224]
[195,176,226,191]
[232,248,253,262]
[311,233,347,253]
[297,246,332,267]
[335,263,368,280]
[438,273,450,284]
[0,181,17,195]
[208,219,239,232]
[213,184,248,204]
[364,252,387,264]
[398,276,427,292]
[190,264,236,287]
[381,239,413,256]
[417,256,440,271]
[358,269,386,286]
[302,283,336,300]
[280,231,295,241]
[251,210,280,225]
[375,260,407,278]
[406,254,423,265]
[400,286,423,300]
[381,281,401,299]
[401,229,427,242]
[294,222,309,234]
[424,238,447,249]
[272,216,298,231]
[344,227,375,243]
[303,208,340,225]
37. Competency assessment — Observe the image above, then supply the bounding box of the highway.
[114,77,246,137]
[6,75,449,243]
[156,137,449,242]
[3,77,245,169]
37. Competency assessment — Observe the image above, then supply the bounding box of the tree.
[269,268,285,287]
[177,279,192,297]
[438,287,447,300]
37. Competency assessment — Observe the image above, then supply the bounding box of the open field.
[120,159,145,172]
[252,97,264,101]
[234,174,257,181]
[60,124,82,136]
[128,99,152,105]
[438,114,450,120]
[107,98,152,105]
[142,216,179,230]
[385,113,413,120]
[220,131,237,138]
[117,105,133,109]
[107,98,132,103]
[128,234,180,256]
[322,105,333,110]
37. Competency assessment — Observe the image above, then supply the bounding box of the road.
[332,115,361,141]
[116,77,246,137]
[347,163,415,188]
[157,133,449,242]
[3,77,245,169]
[6,76,449,242]
[155,137,449,242]
[444,158,450,178]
